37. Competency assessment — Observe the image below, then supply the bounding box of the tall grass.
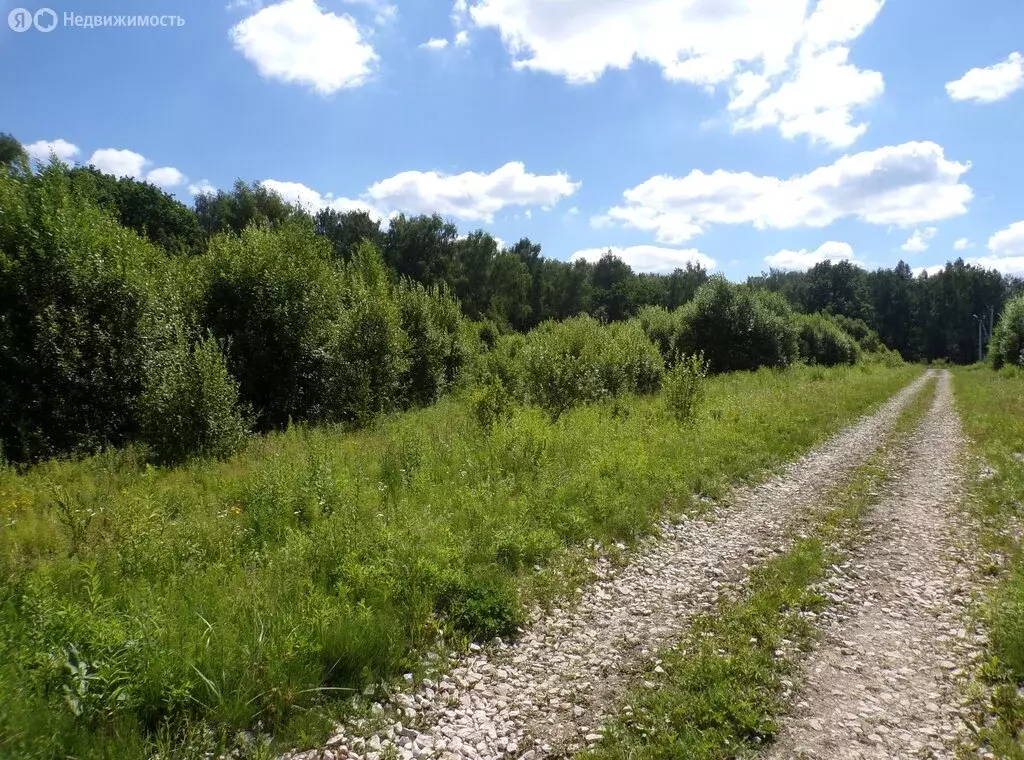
[0,364,917,758]
[952,365,1024,756]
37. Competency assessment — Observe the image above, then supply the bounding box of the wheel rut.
[765,370,978,760]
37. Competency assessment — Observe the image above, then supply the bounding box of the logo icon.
[34,8,57,31]
[8,7,33,31]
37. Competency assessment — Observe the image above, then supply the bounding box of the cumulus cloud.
[260,179,386,220]
[230,0,377,94]
[465,0,884,146]
[188,179,218,196]
[946,52,1023,104]
[454,30,470,46]
[87,148,149,179]
[988,221,1024,256]
[765,240,858,270]
[364,161,579,222]
[900,227,937,253]
[259,163,578,224]
[146,167,187,188]
[917,221,1024,276]
[596,141,972,244]
[85,149,188,188]
[421,37,449,50]
[23,138,79,162]
[953,237,972,251]
[572,245,716,273]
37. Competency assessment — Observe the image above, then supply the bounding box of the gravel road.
[765,370,981,760]
[299,373,934,760]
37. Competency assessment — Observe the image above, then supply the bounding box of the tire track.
[765,370,978,760]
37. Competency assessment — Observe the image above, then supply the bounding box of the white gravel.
[766,370,984,760]
[288,373,934,760]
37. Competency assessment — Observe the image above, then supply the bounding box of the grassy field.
[0,363,918,759]
[952,365,1024,757]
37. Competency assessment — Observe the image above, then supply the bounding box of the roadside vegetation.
[0,362,916,758]
[952,365,1024,757]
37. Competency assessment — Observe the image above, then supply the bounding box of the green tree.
[69,166,205,255]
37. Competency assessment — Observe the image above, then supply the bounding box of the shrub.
[470,376,515,430]
[200,223,346,429]
[599,321,664,397]
[519,316,663,419]
[331,244,409,424]
[137,331,249,464]
[0,162,170,461]
[663,353,708,423]
[520,318,606,420]
[476,332,527,397]
[398,282,450,407]
[676,278,799,373]
[991,295,1024,369]
[435,574,524,641]
[796,314,861,367]
[830,314,883,353]
[636,305,681,363]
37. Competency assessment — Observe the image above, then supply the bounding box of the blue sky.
[3,0,1024,278]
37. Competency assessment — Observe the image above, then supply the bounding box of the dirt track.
[766,369,978,760]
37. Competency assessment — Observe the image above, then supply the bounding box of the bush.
[599,321,664,397]
[796,314,861,367]
[676,278,799,373]
[470,376,515,430]
[200,223,346,429]
[519,316,663,420]
[830,314,883,353]
[137,331,249,464]
[0,162,170,461]
[398,282,451,407]
[636,305,682,363]
[476,332,527,397]
[663,353,708,423]
[991,295,1024,369]
[331,243,409,424]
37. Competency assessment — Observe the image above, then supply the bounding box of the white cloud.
[365,161,579,222]
[900,227,937,253]
[146,167,187,188]
[421,37,449,50]
[964,255,1024,276]
[188,179,218,196]
[230,0,377,94]
[23,138,79,162]
[260,179,386,220]
[598,141,972,244]
[87,148,148,179]
[946,52,1024,104]
[572,245,716,273]
[915,221,1024,276]
[259,163,579,225]
[765,240,858,270]
[953,237,972,251]
[341,0,397,25]
[988,221,1024,256]
[465,0,884,146]
[454,30,470,46]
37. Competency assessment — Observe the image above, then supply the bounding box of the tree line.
[2,138,1022,463]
